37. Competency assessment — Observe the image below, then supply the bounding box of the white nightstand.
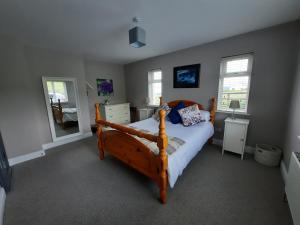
[222,117,249,160]
[138,108,154,121]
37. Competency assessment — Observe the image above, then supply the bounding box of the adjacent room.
[0,1,300,225]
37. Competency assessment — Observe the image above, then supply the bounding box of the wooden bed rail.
[95,103,168,203]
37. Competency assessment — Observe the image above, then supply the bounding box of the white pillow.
[199,110,210,122]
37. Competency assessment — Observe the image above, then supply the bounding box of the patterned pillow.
[152,103,171,121]
[178,104,202,126]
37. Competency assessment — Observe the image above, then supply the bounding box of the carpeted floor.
[4,136,293,225]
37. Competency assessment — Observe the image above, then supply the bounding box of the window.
[47,81,68,103]
[217,54,253,113]
[148,70,162,106]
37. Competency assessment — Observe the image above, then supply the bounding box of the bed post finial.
[158,109,168,204]
[95,103,104,160]
[159,96,163,106]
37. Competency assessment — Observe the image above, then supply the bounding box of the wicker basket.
[254,144,282,167]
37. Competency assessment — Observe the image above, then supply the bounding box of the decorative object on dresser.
[95,97,216,204]
[222,118,249,160]
[173,64,200,88]
[100,103,130,124]
[138,108,154,121]
[96,79,114,104]
[229,100,240,119]
[285,152,300,225]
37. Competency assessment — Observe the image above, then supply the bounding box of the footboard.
[95,104,168,203]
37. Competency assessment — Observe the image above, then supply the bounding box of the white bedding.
[62,108,78,122]
[130,118,214,188]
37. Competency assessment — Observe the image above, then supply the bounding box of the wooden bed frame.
[95,97,216,204]
[50,98,65,129]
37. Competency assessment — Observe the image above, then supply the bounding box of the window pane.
[152,83,161,105]
[226,58,248,73]
[219,76,249,111]
[53,81,68,102]
[153,71,162,80]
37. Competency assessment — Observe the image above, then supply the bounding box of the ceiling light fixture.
[129,17,146,48]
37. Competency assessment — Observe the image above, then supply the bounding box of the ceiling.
[0,0,300,64]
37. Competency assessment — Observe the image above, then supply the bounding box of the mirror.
[42,77,82,141]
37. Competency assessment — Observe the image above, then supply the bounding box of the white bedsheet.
[130,118,214,188]
[62,108,78,122]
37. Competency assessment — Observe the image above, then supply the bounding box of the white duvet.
[130,118,214,188]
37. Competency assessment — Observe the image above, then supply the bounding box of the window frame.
[47,81,69,103]
[148,69,162,106]
[217,54,253,114]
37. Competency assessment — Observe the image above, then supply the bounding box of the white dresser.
[100,103,130,124]
[222,118,249,160]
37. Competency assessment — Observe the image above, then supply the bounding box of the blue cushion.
[168,101,185,124]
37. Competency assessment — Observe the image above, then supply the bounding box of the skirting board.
[280,160,288,184]
[42,132,93,150]
[212,138,255,154]
[0,188,5,225]
[8,149,45,166]
[8,132,93,166]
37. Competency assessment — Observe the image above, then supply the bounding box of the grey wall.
[0,36,92,158]
[125,21,300,148]
[284,37,300,167]
[84,60,126,124]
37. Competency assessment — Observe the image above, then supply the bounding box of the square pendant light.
[129,26,146,48]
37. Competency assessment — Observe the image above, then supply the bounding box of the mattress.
[130,118,214,188]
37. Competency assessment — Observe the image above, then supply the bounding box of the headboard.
[159,97,216,124]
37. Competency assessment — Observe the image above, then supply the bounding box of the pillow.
[152,103,171,121]
[199,110,210,122]
[178,104,202,126]
[167,101,185,124]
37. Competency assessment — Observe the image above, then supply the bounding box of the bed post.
[58,99,65,129]
[159,96,163,106]
[209,97,217,144]
[95,103,104,160]
[157,109,168,204]
[209,97,216,124]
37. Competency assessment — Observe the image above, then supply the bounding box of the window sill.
[216,110,251,116]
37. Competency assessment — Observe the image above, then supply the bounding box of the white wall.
[84,60,126,124]
[125,21,300,148]
[0,36,93,158]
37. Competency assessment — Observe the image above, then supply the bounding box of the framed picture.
[97,79,114,96]
[173,64,200,88]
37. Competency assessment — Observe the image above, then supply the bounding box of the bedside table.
[222,117,249,160]
[137,108,154,121]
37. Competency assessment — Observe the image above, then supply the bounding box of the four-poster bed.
[95,97,216,203]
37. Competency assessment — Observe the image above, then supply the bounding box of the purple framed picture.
[97,79,114,96]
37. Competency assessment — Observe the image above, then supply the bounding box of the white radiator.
[286,152,300,225]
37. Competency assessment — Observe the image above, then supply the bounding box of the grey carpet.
[4,136,293,225]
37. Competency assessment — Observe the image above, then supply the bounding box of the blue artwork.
[174,64,200,88]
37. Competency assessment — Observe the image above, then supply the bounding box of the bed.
[50,98,78,129]
[95,97,216,203]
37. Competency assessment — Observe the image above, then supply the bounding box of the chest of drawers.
[100,103,130,124]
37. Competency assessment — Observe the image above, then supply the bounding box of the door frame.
[42,76,83,142]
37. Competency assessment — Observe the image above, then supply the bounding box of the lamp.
[229,100,240,119]
[129,17,146,48]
